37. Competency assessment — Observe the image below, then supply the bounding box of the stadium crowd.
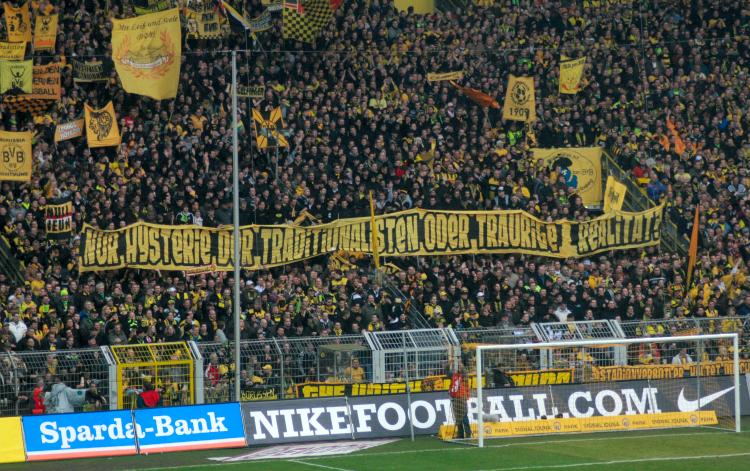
[1,0,750,411]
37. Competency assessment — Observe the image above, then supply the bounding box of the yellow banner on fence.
[112,8,181,100]
[532,147,603,208]
[604,176,627,212]
[439,411,718,440]
[33,13,58,51]
[296,376,469,398]
[502,75,536,122]
[559,56,585,94]
[592,360,750,382]
[79,206,664,272]
[0,130,32,181]
[509,369,574,387]
[0,41,25,60]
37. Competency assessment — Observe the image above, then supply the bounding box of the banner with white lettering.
[242,376,747,445]
[133,403,246,452]
[22,410,137,461]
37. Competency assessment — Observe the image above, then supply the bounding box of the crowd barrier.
[4,376,749,463]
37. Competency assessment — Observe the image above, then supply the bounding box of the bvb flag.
[4,2,31,42]
[603,176,627,212]
[252,107,288,149]
[686,206,700,290]
[0,130,32,181]
[0,59,32,92]
[85,102,121,148]
[33,13,58,51]
[532,147,603,208]
[111,8,181,100]
[502,75,535,122]
[559,56,585,94]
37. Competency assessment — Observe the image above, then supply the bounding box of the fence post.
[403,331,415,442]
[10,351,19,416]
[275,338,285,400]
[100,346,119,410]
[188,341,205,405]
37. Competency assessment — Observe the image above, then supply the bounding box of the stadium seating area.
[0,0,749,414]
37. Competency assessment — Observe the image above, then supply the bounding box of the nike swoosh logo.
[677,386,735,412]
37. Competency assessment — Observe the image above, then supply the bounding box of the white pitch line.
[127,429,748,471]
[304,429,746,461]
[288,459,356,471]
[475,452,750,471]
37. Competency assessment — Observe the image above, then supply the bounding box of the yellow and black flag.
[0,41,26,60]
[252,107,288,149]
[112,8,181,100]
[133,0,173,15]
[0,59,32,93]
[33,13,58,51]
[502,75,536,122]
[603,176,627,212]
[283,0,333,43]
[0,130,31,181]
[85,102,121,148]
[559,56,585,94]
[45,196,73,241]
[4,2,31,42]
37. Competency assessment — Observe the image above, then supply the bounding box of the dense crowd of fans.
[1,0,750,412]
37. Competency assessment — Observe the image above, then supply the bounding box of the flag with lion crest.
[111,8,181,100]
[84,102,121,148]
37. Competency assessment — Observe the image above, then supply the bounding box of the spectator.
[137,382,162,409]
[84,380,107,411]
[345,358,365,383]
[672,347,694,366]
[44,376,83,414]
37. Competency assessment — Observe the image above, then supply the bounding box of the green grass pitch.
[4,421,750,471]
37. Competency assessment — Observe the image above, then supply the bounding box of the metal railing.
[0,347,111,417]
[602,150,687,255]
[382,276,432,329]
[3,316,748,415]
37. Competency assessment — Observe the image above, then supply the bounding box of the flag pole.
[369,191,382,285]
[231,50,242,403]
[686,205,700,293]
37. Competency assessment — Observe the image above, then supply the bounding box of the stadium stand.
[0,0,749,415]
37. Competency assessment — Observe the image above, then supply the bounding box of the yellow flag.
[532,147,603,208]
[111,8,181,100]
[252,107,288,149]
[4,2,31,42]
[0,59,32,92]
[502,75,536,122]
[603,176,627,212]
[0,130,32,181]
[33,13,57,51]
[85,102,121,148]
[426,71,464,82]
[559,56,585,94]
[0,41,26,60]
